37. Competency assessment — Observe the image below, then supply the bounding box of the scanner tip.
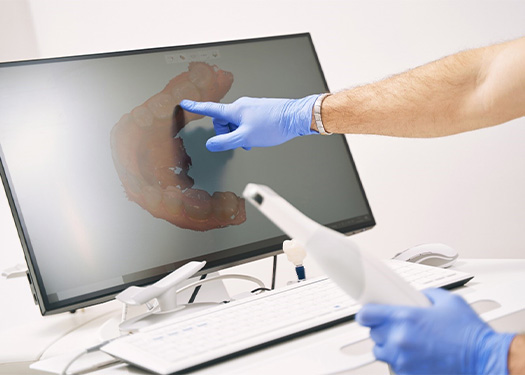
[254,193,263,205]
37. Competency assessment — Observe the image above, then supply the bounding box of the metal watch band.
[313,93,332,135]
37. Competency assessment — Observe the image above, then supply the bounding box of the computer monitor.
[0,33,375,315]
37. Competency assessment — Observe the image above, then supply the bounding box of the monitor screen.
[0,34,375,315]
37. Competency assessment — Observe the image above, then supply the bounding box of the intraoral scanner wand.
[243,183,430,307]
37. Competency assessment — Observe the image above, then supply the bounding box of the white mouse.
[392,243,459,268]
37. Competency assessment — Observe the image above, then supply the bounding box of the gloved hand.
[180,95,319,152]
[356,288,515,375]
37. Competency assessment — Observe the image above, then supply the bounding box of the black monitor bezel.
[0,33,375,315]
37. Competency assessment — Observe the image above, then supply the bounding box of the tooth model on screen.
[110,62,246,231]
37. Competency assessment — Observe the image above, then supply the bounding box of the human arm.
[356,288,516,375]
[508,334,525,374]
[319,36,525,137]
[181,37,525,151]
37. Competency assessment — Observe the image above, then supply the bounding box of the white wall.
[1,1,524,280]
[0,0,39,62]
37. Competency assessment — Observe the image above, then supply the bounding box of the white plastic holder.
[116,260,208,332]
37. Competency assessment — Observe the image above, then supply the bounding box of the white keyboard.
[102,260,473,374]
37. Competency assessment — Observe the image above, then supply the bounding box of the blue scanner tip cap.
[296,266,306,280]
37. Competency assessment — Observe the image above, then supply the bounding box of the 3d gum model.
[110,62,246,231]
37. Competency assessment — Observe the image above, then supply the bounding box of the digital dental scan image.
[110,62,246,231]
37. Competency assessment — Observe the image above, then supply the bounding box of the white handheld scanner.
[243,183,430,307]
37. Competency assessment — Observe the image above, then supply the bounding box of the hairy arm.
[315,37,525,137]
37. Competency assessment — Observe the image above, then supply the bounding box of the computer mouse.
[392,243,459,268]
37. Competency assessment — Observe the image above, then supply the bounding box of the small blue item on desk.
[295,265,306,281]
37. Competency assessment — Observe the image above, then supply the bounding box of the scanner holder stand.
[115,259,267,333]
[116,260,212,332]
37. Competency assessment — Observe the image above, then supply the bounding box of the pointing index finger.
[180,100,230,121]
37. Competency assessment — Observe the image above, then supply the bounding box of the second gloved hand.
[180,95,319,152]
[356,288,515,375]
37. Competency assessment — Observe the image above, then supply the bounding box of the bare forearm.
[509,334,525,374]
[313,37,525,137]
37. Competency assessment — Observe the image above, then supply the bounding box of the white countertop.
[1,258,525,375]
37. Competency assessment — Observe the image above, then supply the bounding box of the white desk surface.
[1,258,525,375]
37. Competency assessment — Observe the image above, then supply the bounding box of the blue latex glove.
[180,95,319,152]
[356,288,515,375]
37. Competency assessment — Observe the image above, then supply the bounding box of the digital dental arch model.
[110,62,246,231]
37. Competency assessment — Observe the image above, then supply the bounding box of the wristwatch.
[313,93,332,135]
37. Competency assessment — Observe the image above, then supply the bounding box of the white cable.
[59,335,125,375]
[59,341,108,375]
[60,349,87,375]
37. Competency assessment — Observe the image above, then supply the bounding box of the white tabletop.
[1,258,525,375]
